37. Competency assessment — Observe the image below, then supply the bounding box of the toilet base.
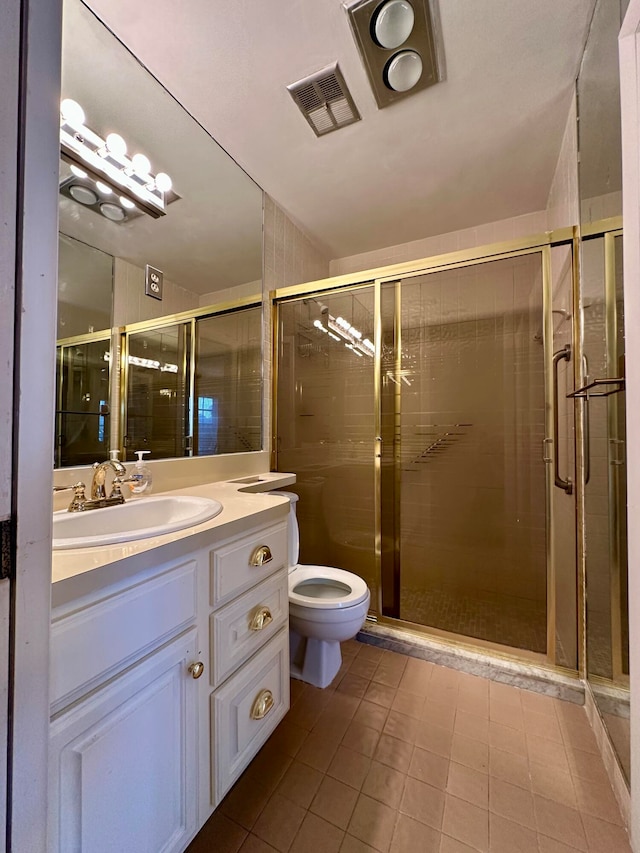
[289,629,342,689]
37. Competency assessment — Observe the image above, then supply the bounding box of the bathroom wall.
[112,257,200,327]
[262,194,331,457]
[329,210,549,278]
[199,280,261,308]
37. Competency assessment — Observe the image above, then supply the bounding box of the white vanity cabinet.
[49,500,290,853]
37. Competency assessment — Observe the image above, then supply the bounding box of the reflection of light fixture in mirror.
[120,196,136,210]
[95,181,112,195]
[69,184,98,206]
[347,0,441,108]
[69,164,88,179]
[59,98,173,218]
[100,203,125,222]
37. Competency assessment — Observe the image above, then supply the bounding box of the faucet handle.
[53,481,85,494]
[53,482,87,512]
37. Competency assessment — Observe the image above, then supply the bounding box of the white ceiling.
[84,0,596,260]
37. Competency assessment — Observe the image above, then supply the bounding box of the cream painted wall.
[199,279,261,308]
[113,257,200,326]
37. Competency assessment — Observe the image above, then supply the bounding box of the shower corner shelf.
[567,378,625,399]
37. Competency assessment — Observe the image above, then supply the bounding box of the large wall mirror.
[578,0,629,787]
[56,0,264,467]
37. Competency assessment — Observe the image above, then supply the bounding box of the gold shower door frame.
[272,230,576,669]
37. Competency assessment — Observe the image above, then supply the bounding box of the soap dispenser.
[130,450,153,494]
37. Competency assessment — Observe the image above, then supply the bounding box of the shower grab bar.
[552,344,573,494]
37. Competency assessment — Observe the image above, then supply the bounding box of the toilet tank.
[268,490,299,568]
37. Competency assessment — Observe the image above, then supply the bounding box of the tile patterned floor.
[187,641,631,853]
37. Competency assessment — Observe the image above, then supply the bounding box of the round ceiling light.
[69,165,88,179]
[384,50,423,92]
[95,181,113,195]
[100,203,126,222]
[372,0,415,49]
[69,185,98,206]
[119,196,136,210]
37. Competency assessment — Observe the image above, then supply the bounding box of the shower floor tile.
[188,642,631,853]
[400,585,547,654]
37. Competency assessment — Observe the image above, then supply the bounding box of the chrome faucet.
[91,458,127,500]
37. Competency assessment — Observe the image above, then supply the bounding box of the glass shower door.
[381,252,549,654]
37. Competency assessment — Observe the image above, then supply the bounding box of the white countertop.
[51,472,296,586]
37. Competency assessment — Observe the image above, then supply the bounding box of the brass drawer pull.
[188,661,205,679]
[249,545,273,567]
[250,689,274,720]
[249,606,274,631]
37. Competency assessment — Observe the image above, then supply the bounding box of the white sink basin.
[53,495,223,550]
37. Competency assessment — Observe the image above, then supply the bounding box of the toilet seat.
[289,565,369,610]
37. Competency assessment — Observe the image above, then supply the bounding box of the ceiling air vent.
[288,63,361,137]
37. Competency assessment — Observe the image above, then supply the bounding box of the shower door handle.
[582,355,590,486]
[552,344,573,494]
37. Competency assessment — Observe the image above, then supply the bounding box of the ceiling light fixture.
[59,98,173,218]
[346,0,441,108]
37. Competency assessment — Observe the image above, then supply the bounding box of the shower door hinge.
[542,438,553,464]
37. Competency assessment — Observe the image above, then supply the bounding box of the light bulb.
[69,165,88,179]
[131,153,151,176]
[155,172,172,193]
[384,50,423,92]
[95,181,113,195]
[105,133,127,158]
[60,98,85,130]
[373,0,415,49]
[119,196,136,210]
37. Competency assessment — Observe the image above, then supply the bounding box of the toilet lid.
[289,565,369,610]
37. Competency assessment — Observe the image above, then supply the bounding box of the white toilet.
[273,491,371,689]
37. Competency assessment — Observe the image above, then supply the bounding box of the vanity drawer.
[51,558,198,709]
[210,569,288,688]
[210,520,287,608]
[211,627,289,804]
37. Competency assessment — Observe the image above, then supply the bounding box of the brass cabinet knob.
[188,661,205,679]
[249,606,273,631]
[250,689,274,720]
[249,545,273,567]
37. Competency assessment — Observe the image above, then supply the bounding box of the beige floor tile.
[267,719,308,758]
[572,775,624,825]
[489,682,522,708]
[488,748,530,790]
[529,761,576,809]
[391,689,425,719]
[187,811,247,853]
[525,734,570,774]
[324,692,362,721]
[488,813,538,853]
[373,661,407,690]
[311,776,359,830]
[408,745,449,790]
[489,778,536,830]
[353,700,390,732]
[454,710,489,744]
[290,813,344,853]
[446,761,488,809]
[415,722,454,759]
[566,746,610,786]
[533,796,587,851]
[362,760,406,809]
[450,734,489,773]
[374,734,414,773]
[221,775,274,831]
[455,690,489,719]
[400,776,445,830]
[522,708,563,743]
[383,710,420,744]
[489,699,524,731]
[457,672,489,697]
[560,721,599,755]
[398,659,433,696]
[328,746,372,790]
[520,690,557,717]
[252,793,306,852]
[338,674,372,699]
[340,833,379,853]
[439,836,478,853]
[238,835,279,853]
[421,699,457,732]
[343,720,381,757]
[313,711,351,743]
[276,760,324,809]
[580,813,633,852]
[348,793,397,852]
[537,835,586,853]
[489,721,528,757]
[390,813,440,853]
[349,657,379,680]
[364,681,397,709]
[297,730,340,772]
[442,793,489,853]
[357,645,385,664]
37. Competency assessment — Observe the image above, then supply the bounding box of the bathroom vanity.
[48,475,293,853]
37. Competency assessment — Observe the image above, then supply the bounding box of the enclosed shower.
[274,241,578,668]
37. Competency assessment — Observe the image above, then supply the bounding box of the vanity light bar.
[128,355,179,372]
[313,313,374,358]
[59,99,172,219]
